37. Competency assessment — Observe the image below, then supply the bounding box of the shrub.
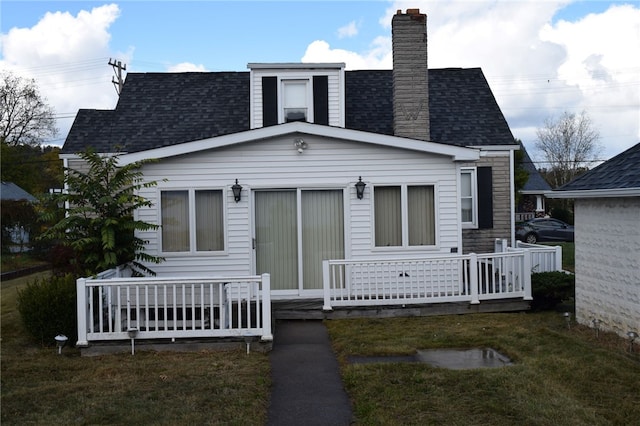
[531,271,575,311]
[17,274,77,346]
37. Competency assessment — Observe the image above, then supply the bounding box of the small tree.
[0,71,58,146]
[40,148,163,276]
[535,111,601,188]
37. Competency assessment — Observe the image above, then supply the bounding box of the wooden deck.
[273,298,531,320]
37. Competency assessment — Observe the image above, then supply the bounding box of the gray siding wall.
[461,154,512,254]
[574,197,640,337]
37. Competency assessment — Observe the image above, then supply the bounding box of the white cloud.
[302,36,391,69]
[303,1,639,160]
[0,4,124,146]
[167,62,208,72]
[337,21,359,38]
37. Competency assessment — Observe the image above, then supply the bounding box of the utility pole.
[108,58,127,96]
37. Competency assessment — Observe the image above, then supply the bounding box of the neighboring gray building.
[1,182,37,203]
[548,142,640,338]
[1,182,37,252]
[517,144,552,221]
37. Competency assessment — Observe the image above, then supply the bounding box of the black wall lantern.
[232,179,243,203]
[355,176,366,200]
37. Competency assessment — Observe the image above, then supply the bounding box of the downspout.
[510,149,516,247]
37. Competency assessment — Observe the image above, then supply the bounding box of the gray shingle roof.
[556,142,640,191]
[1,182,37,202]
[521,144,551,192]
[62,68,514,154]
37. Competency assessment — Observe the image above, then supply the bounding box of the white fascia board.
[118,122,480,165]
[546,188,640,199]
[247,63,346,70]
[520,190,548,195]
[466,145,520,151]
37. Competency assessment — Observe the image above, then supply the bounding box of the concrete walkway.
[267,320,353,426]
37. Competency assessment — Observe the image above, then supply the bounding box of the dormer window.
[283,80,308,122]
[248,63,345,129]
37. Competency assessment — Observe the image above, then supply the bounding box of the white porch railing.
[322,250,533,311]
[511,240,562,273]
[76,272,272,347]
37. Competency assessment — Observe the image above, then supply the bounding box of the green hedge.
[531,271,575,311]
[17,274,77,346]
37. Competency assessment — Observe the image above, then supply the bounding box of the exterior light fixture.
[628,331,638,353]
[55,334,68,355]
[592,318,601,338]
[294,138,307,153]
[355,176,366,200]
[232,179,242,203]
[563,312,571,329]
[128,327,138,355]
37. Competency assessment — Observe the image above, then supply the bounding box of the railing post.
[322,260,333,311]
[523,249,533,300]
[469,253,480,304]
[554,245,563,271]
[260,273,273,342]
[76,278,89,347]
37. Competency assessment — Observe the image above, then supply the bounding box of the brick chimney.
[392,9,430,141]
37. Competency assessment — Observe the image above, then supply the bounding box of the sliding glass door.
[255,189,344,293]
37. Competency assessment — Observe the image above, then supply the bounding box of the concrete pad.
[349,348,513,370]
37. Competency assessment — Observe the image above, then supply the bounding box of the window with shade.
[160,189,224,253]
[461,169,477,227]
[283,80,308,122]
[374,185,435,247]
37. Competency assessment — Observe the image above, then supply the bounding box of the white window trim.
[460,168,478,229]
[158,188,228,256]
[278,77,313,124]
[371,183,439,251]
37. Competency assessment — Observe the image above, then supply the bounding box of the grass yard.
[327,313,640,425]
[0,253,49,273]
[1,274,271,425]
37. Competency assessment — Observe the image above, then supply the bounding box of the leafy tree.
[1,143,63,195]
[535,111,601,188]
[1,71,57,146]
[40,148,163,276]
[514,139,529,206]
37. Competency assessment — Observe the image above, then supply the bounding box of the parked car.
[515,218,574,244]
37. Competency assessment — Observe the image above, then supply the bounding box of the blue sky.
[1,1,639,161]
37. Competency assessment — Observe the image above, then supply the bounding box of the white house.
[547,142,640,338]
[61,10,542,346]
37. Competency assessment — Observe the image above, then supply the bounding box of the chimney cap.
[396,8,425,18]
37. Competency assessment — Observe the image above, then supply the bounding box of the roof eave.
[117,122,481,165]
[546,187,640,199]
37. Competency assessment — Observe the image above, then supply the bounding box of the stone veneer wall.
[574,197,640,337]
[462,155,512,254]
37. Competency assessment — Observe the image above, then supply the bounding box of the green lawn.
[1,274,271,425]
[327,313,640,425]
[5,270,638,425]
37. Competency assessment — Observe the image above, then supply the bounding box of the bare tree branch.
[0,71,58,146]
[535,111,602,188]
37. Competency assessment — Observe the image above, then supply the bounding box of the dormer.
[248,63,346,129]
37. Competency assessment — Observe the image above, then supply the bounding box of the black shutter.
[313,76,329,125]
[262,76,278,126]
[477,166,493,229]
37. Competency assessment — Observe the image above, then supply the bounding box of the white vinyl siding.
[136,136,460,276]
